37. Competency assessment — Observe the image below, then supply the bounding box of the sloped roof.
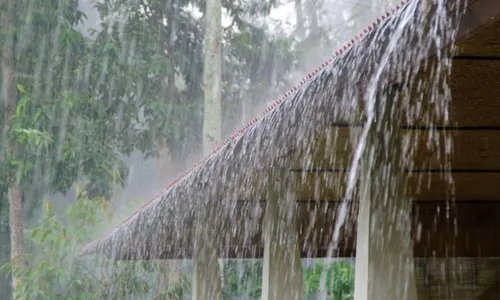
[81,0,483,260]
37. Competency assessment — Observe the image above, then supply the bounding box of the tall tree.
[193,0,223,297]
[0,0,297,297]
[85,0,297,296]
[1,0,27,293]
[0,1,129,296]
[295,0,305,38]
[202,0,222,151]
[306,0,318,36]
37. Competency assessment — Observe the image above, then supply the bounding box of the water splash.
[79,0,464,298]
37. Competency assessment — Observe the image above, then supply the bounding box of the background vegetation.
[3,189,354,299]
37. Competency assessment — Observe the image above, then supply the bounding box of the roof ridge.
[82,0,411,253]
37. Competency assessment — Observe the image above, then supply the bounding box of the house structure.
[82,0,500,299]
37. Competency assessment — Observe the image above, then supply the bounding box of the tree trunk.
[1,0,28,296]
[305,0,322,67]
[193,0,223,298]
[7,186,26,289]
[202,0,222,151]
[306,0,318,34]
[295,0,304,39]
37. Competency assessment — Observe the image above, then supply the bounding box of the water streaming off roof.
[3,0,500,299]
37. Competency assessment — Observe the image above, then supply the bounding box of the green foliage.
[222,24,298,136]
[220,259,354,300]
[304,261,354,300]
[1,0,299,207]
[222,260,263,299]
[157,274,191,300]
[0,0,306,297]
[88,0,206,160]
[89,0,298,158]
[0,0,129,203]
[0,189,354,300]
[8,84,128,199]
[1,186,157,300]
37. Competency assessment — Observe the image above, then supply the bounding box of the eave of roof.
[80,0,436,259]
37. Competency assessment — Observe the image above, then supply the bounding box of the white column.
[261,171,304,300]
[192,204,223,300]
[354,84,417,300]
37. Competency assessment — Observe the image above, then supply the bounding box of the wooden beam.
[241,171,500,202]
[265,200,500,259]
[306,59,500,127]
[299,201,500,258]
[288,127,500,170]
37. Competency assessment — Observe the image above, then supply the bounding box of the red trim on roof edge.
[82,0,412,253]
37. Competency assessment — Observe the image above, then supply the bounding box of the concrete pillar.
[261,171,304,300]
[354,84,417,300]
[155,144,183,297]
[192,205,223,300]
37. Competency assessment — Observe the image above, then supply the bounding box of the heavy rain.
[1,0,499,299]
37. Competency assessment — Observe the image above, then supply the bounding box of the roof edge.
[81,0,411,254]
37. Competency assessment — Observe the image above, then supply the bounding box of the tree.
[192,0,224,296]
[0,0,300,296]
[2,185,158,299]
[295,0,305,38]
[0,1,130,296]
[202,0,222,152]
[85,1,297,295]
[1,0,27,293]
